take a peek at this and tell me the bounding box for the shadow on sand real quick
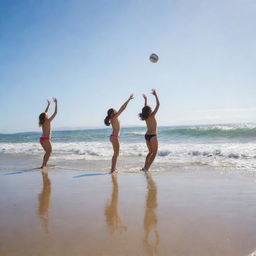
[3,167,39,175]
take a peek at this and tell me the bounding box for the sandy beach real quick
[1,0,256,254]
[1,155,256,256]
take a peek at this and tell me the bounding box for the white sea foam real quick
[193,124,256,130]
[0,142,256,169]
[126,131,145,135]
[248,250,256,256]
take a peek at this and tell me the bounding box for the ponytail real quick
[104,116,110,126]
[104,108,115,126]
[139,106,152,121]
[139,113,145,120]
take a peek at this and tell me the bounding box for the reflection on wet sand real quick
[38,171,51,234]
[104,174,127,234]
[144,173,159,256]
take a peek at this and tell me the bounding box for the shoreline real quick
[1,151,255,173]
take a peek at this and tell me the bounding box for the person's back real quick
[145,114,157,135]
[41,119,51,138]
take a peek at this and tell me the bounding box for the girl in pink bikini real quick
[104,94,134,173]
[39,98,58,169]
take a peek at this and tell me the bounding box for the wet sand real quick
[0,165,256,256]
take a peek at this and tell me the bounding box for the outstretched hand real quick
[53,97,58,103]
[129,94,134,100]
[142,94,147,99]
[151,89,157,96]
[47,99,51,105]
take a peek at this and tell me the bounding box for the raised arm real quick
[115,94,134,118]
[44,100,50,113]
[152,89,160,115]
[49,98,58,121]
[142,94,147,106]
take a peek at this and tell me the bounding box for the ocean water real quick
[0,124,256,169]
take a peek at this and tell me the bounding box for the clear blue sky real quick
[0,0,256,133]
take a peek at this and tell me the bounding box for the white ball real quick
[149,53,159,63]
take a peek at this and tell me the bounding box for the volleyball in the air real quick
[149,53,159,63]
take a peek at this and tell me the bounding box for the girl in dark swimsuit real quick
[139,89,160,171]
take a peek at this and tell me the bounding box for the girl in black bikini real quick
[139,89,160,171]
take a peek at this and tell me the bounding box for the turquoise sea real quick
[1,124,256,169]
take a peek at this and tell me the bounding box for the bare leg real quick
[111,138,120,173]
[143,140,153,171]
[145,137,158,171]
[40,140,52,168]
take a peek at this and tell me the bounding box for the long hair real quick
[104,108,115,126]
[39,113,46,127]
[139,106,152,120]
